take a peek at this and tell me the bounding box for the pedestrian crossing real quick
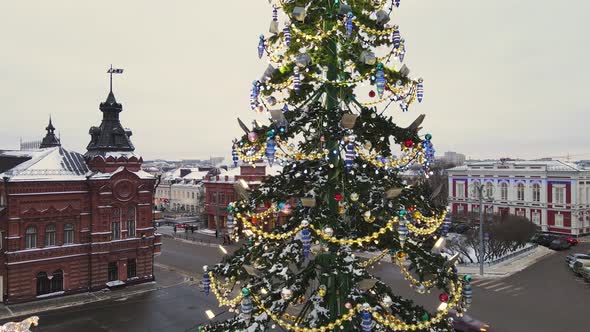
[469,278,527,296]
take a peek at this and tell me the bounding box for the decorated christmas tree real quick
[201,1,472,331]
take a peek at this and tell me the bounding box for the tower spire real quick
[40,115,61,148]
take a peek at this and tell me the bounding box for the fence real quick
[459,244,538,267]
[161,231,236,247]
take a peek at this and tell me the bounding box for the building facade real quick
[0,89,161,303]
[154,168,208,215]
[448,160,590,236]
[203,163,282,233]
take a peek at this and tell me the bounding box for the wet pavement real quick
[4,237,588,332]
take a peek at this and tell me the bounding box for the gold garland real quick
[209,272,243,308]
[237,213,304,240]
[290,20,343,42]
[309,219,395,246]
[372,282,463,330]
[355,144,425,169]
[353,18,397,36]
[254,293,357,332]
[234,142,267,163]
[358,249,389,268]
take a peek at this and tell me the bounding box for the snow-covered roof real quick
[0,147,89,182]
[89,166,155,180]
[182,170,209,180]
[448,160,584,173]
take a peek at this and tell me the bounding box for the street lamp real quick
[472,182,494,276]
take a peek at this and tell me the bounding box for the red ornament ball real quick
[439,293,449,302]
[404,140,413,148]
[369,90,376,98]
[334,193,343,201]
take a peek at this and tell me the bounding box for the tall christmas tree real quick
[202,1,472,331]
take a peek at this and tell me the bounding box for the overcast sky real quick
[1,0,588,161]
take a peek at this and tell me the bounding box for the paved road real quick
[466,242,590,332]
[17,238,590,332]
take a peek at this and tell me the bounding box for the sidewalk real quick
[457,245,554,278]
[158,225,240,248]
[0,265,186,322]
[355,245,555,279]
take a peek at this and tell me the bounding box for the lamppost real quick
[473,183,493,276]
[214,191,221,238]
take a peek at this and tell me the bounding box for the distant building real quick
[442,151,466,166]
[154,168,209,215]
[0,87,161,303]
[203,163,283,233]
[448,160,590,236]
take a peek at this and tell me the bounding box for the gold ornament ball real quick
[413,211,422,219]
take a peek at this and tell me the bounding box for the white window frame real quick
[532,183,541,202]
[456,182,466,198]
[517,183,525,201]
[553,185,566,205]
[64,223,74,244]
[45,225,56,247]
[485,182,493,198]
[501,183,508,200]
[25,226,37,249]
[532,211,541,225]
[555,213,564,227]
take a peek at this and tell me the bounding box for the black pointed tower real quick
[85,86,141,172]
[39,116,61,148]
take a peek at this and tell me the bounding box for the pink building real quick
[448,160,590,236]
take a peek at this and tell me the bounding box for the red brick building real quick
[0,89,161,303]
[203,163,283,233]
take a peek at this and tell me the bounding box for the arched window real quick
[126,207,136,238]
[501,183,508,200]
[36,272,49,295]
[533,183,541,202]
[50,270,64,293]
[471,181,480,198]
[45,225,56,247]
[112,208,121,240]
[64,223,74,244]
[25,226,37,249]
[517,183,525,201]
[485,182,493,198]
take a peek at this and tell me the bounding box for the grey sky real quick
[1,0,588,161]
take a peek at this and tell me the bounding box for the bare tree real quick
[447,212,539,263]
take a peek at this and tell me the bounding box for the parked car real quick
[450,223,471,234]
[565,236,579,246]
[566,253,590,267]
[548,238,571,250]
[533,234,557,247]
[448,309,492,332]
[572,260,590,275]
[580,266,590,282]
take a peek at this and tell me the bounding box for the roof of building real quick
[89,166,154,180]
[0,147,89,182]
[448,160,584,172]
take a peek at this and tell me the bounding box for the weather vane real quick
[107,64,124,92]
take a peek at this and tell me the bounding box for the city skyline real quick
[0,0,589,161]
